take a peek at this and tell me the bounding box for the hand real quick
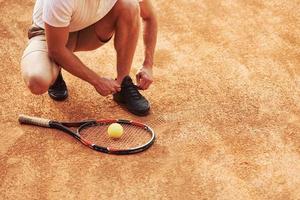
[136,66,153,90]
[94,77,121,96]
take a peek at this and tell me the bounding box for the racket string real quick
[79,123,152,149]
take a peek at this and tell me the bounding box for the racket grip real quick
[18,114,51,127]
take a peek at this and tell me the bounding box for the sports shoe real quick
[113,76,150,116]
[48,71,68,101]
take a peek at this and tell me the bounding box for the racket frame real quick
[19,115,155,155]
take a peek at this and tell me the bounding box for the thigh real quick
[21,35,59,85]
[73,24,105,52]
[74,7,117,52]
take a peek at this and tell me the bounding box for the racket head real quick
[77,119,155,155]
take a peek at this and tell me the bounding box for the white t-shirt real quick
[33,0,118,32]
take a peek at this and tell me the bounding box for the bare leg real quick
[22,0,140,95]
[112,0,140,84]
[74,0,140,84]
[20,0,140,96]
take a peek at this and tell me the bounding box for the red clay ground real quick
[1,0,300,199]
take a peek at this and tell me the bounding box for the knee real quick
[116,0,140,22]
[24,73,51,95]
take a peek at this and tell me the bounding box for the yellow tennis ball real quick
[107,123,124,139]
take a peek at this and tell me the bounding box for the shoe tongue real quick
[121,76,134,87]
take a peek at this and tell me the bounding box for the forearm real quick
[142,17,157,68]
[49,48,100,86]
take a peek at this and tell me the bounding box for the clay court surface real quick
[1,0,300,199]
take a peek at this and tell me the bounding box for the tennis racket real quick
[18,114,155,155]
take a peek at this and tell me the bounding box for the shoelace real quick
[124,84,141,100]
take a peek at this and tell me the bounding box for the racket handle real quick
[18,114,51,128]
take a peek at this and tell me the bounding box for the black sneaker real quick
[48,71,68,101]
[113,76,150,116]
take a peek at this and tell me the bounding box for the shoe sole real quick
[129,107,150,116]
[113,98,150,116]
[48,92,68,101]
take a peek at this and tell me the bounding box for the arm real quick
[45,24,120,96]
[140,0,157,68]
[136,0,158,90]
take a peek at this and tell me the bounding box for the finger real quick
[107,89,113,95]
[110,87,117,94]
[113,83,121,92]
[97,89,107,96]
[112,80,120,86]
[139,78,147,90]
[145,78,153,89]
[115,86,121,92]
[143,81,151,90]
[144,81,152,90]
[108,81,119,93]
[101,91,109,96]
[113,82,121,88]
[113,86,121,93]
[136,73,142,85]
